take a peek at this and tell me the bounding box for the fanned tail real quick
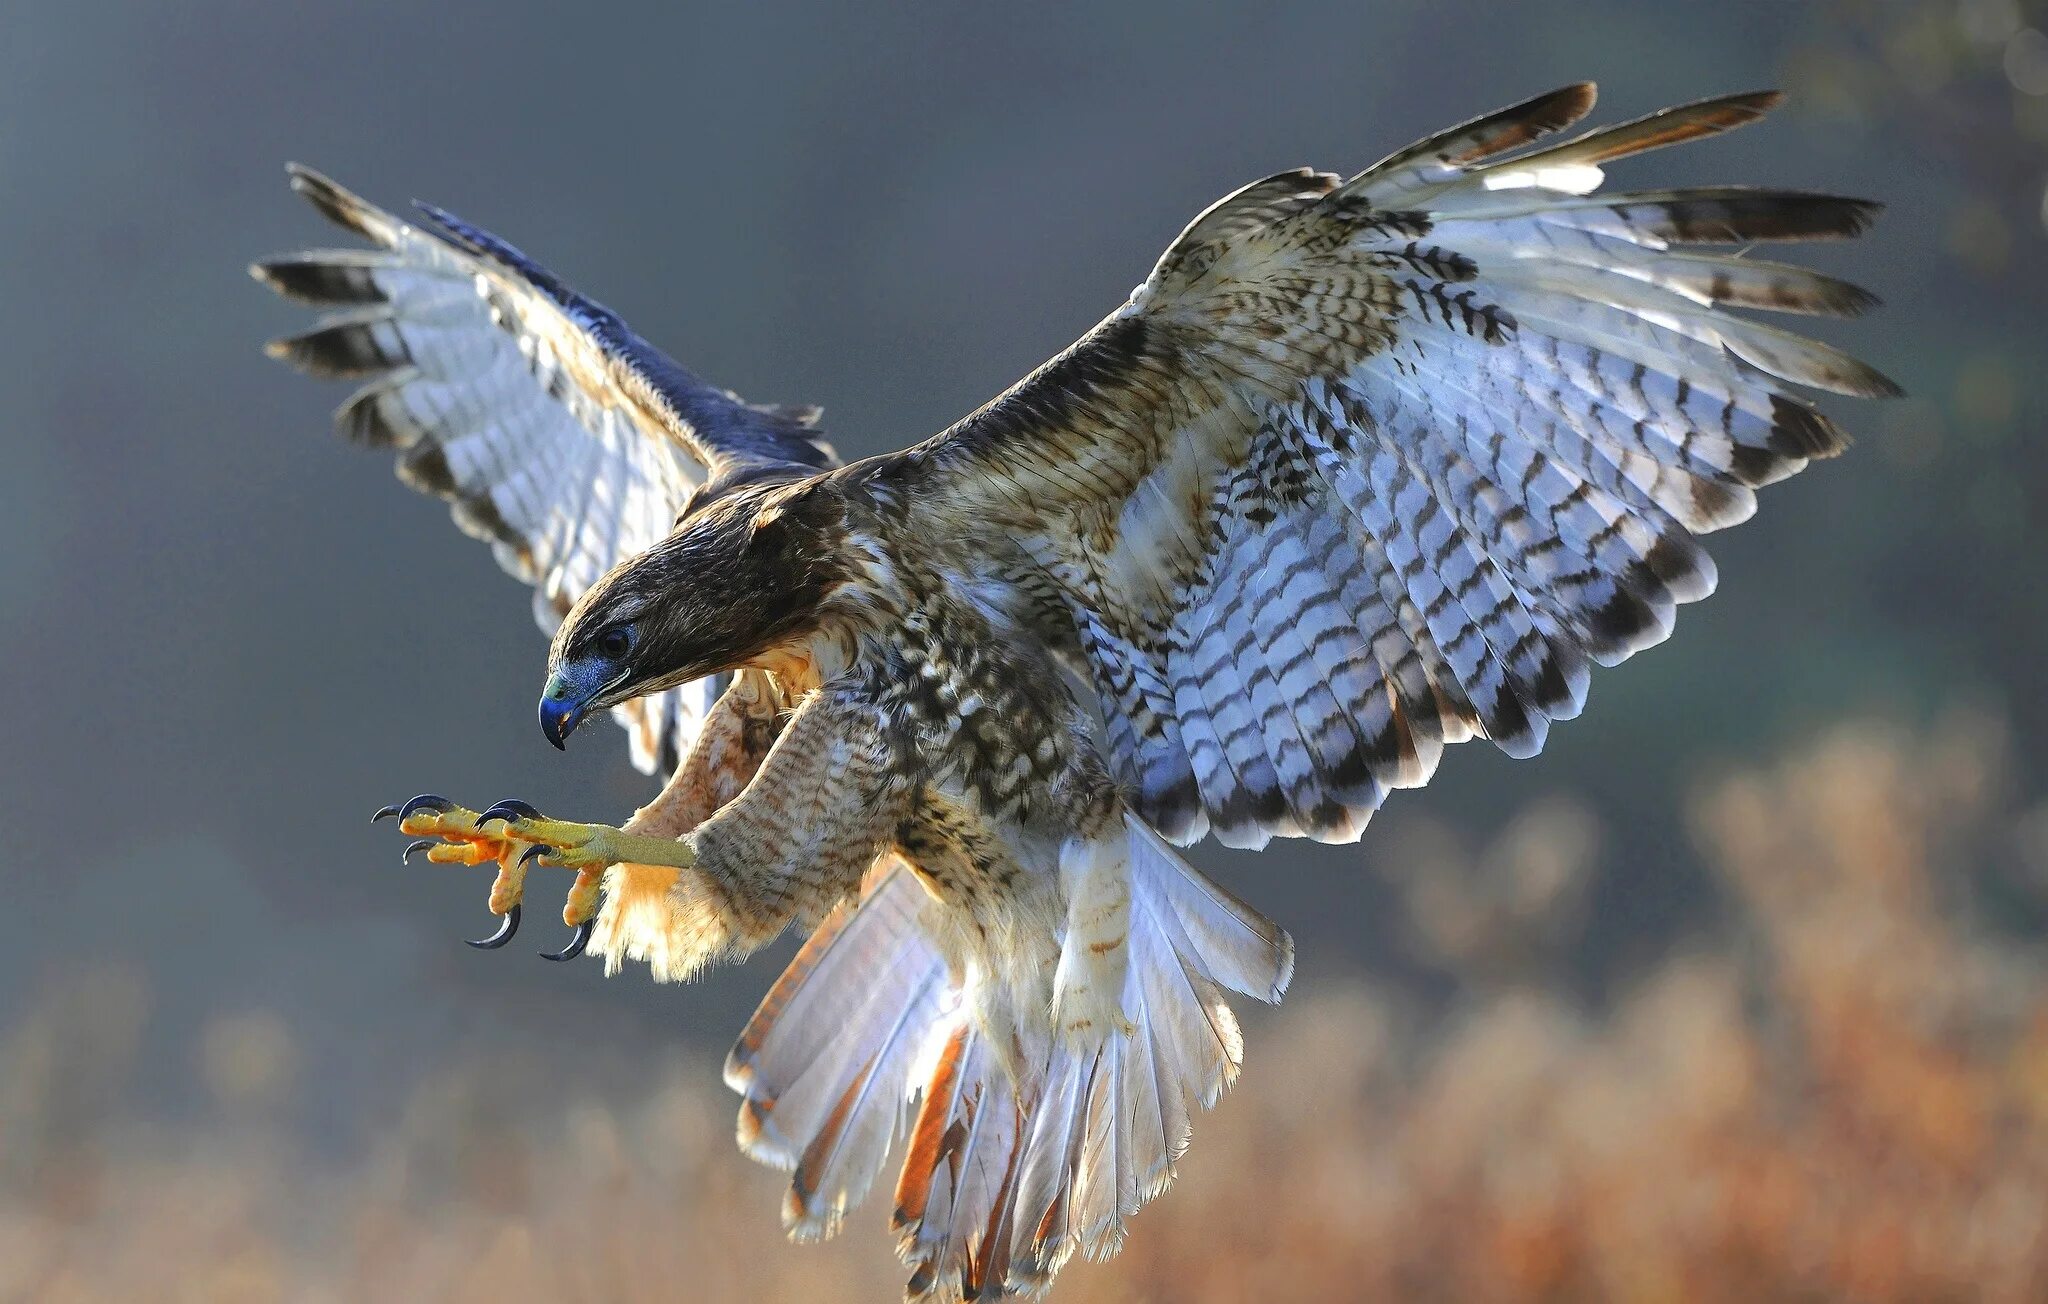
[888,815,1291,1300]
[724,857,953,1242]
[724,817,1288,1301]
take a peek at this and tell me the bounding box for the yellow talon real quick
[397,803,483,839]
[489,849,530,916]
[386,799,540,927]
[379,796,694,957]
[425,840,497,865]
[564,869,603,927]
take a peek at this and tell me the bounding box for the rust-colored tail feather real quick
[727,819,1290,1300]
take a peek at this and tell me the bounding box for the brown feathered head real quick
[538,476,847,747]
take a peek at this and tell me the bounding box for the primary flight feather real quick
[256,83,1893,1300]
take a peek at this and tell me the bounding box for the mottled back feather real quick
[874,86,1895,850]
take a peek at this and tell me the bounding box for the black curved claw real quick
[475,798,543,831]
[465,902,521,950]
[540,917,595,962]
[519,843,551,870]
[379,793,454,824]
[401,838,437,865]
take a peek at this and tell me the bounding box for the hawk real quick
[256,84,1893,1300]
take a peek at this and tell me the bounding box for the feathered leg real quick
[379,671,907,976]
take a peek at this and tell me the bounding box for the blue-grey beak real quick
[539,662,623,750]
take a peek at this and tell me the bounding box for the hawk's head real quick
[538,476,849,748]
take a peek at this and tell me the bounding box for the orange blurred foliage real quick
[3,712,2044,1302]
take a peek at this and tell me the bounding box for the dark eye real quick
[598,626,633,658]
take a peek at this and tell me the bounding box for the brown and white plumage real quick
[259,84,1893,1301]
[254,170,834,775]
[873,84,1893,855]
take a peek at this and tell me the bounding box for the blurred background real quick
[2,0,2045,1298]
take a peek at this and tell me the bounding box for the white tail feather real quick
[725,818,1291,1300]
[725,860,951,1240]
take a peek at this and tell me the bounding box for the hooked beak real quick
[538,664,627,749]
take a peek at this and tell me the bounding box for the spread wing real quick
[255,167,836,776]
[875,85,1897,849]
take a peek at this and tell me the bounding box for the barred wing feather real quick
[882,84,1897,850]
[255,167,835,776]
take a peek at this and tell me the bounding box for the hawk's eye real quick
[598,626,633,659]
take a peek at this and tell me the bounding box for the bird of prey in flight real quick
[256,84,1893,1301]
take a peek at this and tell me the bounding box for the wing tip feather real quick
[1451,80,1600,163]
[1569,87,1784,165]
[1619,190,1885,244]
[283,163,397,245]
[250,252,392,307]
[1353,82,1598,189]
[1826,281,1882,318]
[1833,195,1886,238]
[262,313,406,380]
[1767,395,1857,459]
[1530,81,1601,133]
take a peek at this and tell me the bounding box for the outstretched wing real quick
[875,85,1897,849]
[255,168,836,776]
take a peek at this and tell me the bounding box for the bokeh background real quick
[3,1,2046,1299]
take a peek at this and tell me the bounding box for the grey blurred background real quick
[2,1,2044,1298]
